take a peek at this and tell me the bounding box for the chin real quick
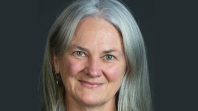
[77,93,103,106]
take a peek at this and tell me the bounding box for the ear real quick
[53,56,60,74]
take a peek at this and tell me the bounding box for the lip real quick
[79,80,103,88]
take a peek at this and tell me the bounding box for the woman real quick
[39,0,152,111]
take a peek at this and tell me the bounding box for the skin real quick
[53,17,126,111]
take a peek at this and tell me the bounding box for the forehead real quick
[69,17,123,51]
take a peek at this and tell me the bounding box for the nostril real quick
[84,65,102,77]
[83,59,103,77]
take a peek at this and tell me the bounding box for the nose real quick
[84,58,103,77]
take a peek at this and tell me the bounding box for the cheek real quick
[104,64,125,81]
[62,57,84,77]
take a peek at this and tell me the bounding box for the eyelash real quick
[73,51,115,61]
[104,55,114,60]
[74,51,85,57]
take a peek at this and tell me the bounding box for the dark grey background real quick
[2,0,197,111]
[38,0,155,110]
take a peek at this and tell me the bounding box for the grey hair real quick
[40,0,152,111]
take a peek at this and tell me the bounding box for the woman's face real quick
[54,17,126,107]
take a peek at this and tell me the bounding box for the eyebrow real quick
[103,49,117,54]
[69,44,120,54]
[76,45,89,51]
[69,45,89,51]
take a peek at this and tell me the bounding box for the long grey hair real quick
[39,0,152,111]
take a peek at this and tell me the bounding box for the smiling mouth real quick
[79,80,103,88]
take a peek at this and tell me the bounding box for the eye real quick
[105,55,114,60]
[75,51,85,56]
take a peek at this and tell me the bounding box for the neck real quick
[65,95,117,111]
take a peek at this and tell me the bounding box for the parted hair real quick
[39,0,152,111]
